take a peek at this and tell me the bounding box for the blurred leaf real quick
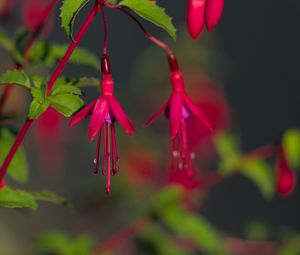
[120,0,176,40]
[214,132,241,174]
[0,28,14,52]
[31,190,72,208]
[36,231,95,255]
[0,70,31,89]
[0,128,28,184]
[28,99,50,119]
[140,224,193,255]
[0,186,37,210]
[279,235,300,255]
[243,220,270,241]
[152,187,225,255]
[241,159,275,199]
[282,129,300,169]
[60,0,89,39]
[29,42,100,71]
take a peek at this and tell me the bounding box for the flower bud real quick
[205,0,224,32]
[186,0,206,40]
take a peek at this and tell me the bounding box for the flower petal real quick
[170,92,183,138]
[88,97,109,141]
[109,96,135,136]
[69,100,96,127]
[144,99,170,127]
[183,92,213,131]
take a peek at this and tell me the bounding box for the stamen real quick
[106,123,111,194]
[181,120,193,177]
[102,123,108,176]
[93,129,102,174]
[111,124,120,175]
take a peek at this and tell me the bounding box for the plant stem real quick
[118,7,173,56]
[0,3,101,183]
[0,119,33,181]
[99,4,108,55]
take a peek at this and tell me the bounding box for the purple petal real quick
[69,100,96,127]
[109,96,135,136]
[88,97,109,141]
[170,92,183,138]
[183,92,213,131]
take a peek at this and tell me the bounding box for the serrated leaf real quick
[282,129,300,169]
[0,186,37,210]
[0,129,28,184]
[31,190,72,208]
[29,42,100,71]
[0,70,31,89]
[241,159,275,199]
[120,0,176,40]
[28,99,50,119]
[60,0,89,39]
[48,94,84,117]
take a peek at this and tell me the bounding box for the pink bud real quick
[186,0,206,40]
[276,149,297,197]
[205,0,224,32]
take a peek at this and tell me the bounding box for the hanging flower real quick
[70,55,135,193]
[146,56,212,177]
[276,147,297,197]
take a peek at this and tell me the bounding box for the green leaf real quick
[279,235,300,255]
[0,28,14,52]
[28,99,50,119]
[0,186,37,210]
[29,42,100,71]
[60,0,89,39]
[243,220,270,241]
[240,159,275,199]
[214,132,242,174]
[0,129,28,184]
[120,0,176,40]
[282,129,300,169]
[36,231,96,255]
[0,70,31,89]
[31,190,72,208]
[48,94,84,117]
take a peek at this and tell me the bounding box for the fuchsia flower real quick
[70,55,135,193]
[276,147,297,197]
[145,55,212,177]
[186,0,224,39]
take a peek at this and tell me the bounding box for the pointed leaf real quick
[0,70,31,89]
[0,186,37,210]
[282,129,300,169]
[28,99,50,120]
[120,0,176,40]
[48,94,84,117]
[60,0,89,39]
[31,190,72,208]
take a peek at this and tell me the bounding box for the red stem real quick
[0,3,100,183]
[0,119,33,181]
[118,7,173,56]
[99,5,108,55]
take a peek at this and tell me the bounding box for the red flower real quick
[186,0,224,39]
[276,148,297,197]
[70,62,135,193]
[145,69,212,177]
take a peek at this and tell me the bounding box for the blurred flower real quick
[146,70,212,177]
[70,73,135,193]
[21,0,53,34]
[33,107,65,178]
[276,147,297,197]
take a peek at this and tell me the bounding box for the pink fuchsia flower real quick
[276,147,297,197]
[70,55,135,193]
[205,0,224,32]
[145,56,212,177]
